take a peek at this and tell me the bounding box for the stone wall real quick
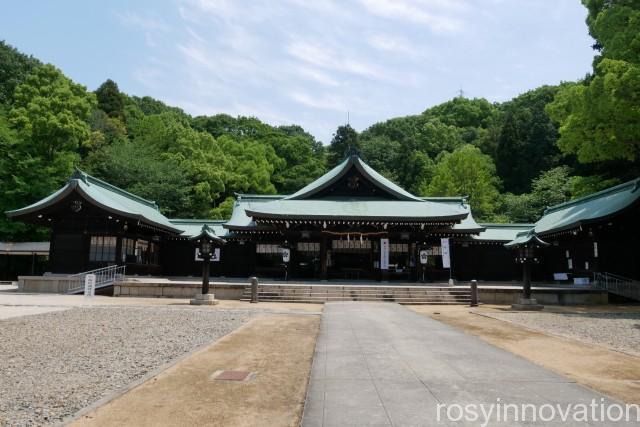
[478,287,608,305]
[114,280,245,299]
[18,275,72,293]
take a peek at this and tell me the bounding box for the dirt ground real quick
[409,304,640,404]
[71,314,320,427]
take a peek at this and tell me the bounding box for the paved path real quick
[302,302,634,426]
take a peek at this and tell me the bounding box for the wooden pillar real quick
[320,236,328,280]
[522,260,532,300]
[591,230,599,274]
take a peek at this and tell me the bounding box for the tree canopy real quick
[424,145,502,220]
[327,124,359,168]
[547,1,640,168]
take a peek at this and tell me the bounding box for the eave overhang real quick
[6,174,183,235]
[245,210,467,223]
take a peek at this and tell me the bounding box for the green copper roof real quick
[474,223,534,242]
[286,154,423,201]
[504,230,550,248]
[7,169,183,234]
[244,199,468,221]
[224,195,286,230]
[534,178,640,236]
[421,198,484,233]
[169,219,228,238]
[187,223,226,244]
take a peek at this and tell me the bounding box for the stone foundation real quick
[16,275,610,305]
[478,287,608,305]
[113,280,245,299]
[18,275,73,293]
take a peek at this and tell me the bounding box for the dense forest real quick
[1,0,638,241]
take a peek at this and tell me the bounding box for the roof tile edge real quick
[74,168,161,211]
[543,177,640,215]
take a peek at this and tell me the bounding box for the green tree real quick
[1,64,95,240]
[83,140,193,217]
[327,124,359,168]
[9,64,96,160]
[127,112,229,216]
[568,174,620,198]
[495,86,561,193]
[0,111,41,239]
[210,196,236,219]
[423,145,502,220]
[583,0,640,66]
[218,136,279,195]
[0,41,41,104]
[88,109,127,149]
[547,1,640,166]
[360,134,401,183]
[423,96,499,145]
[503,167,573,222]
[95,79,125,118]
[547,61,640,163]
[269,125,326,193]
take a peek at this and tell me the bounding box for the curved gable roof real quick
[285,154,423,201]
[6,170,183,234]
[534,178,640,236]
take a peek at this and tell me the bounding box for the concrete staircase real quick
[240,284,471,305]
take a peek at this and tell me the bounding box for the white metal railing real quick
[593,272,640,302]
[65,265,126,294]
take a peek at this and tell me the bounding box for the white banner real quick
[441,238,451,269]
[419,250,428,265]
[380,238,389,270]
[195,247,220,262]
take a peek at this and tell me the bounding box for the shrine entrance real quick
[327,238,375,280]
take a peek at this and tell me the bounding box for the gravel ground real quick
[488,311,640,356]
[0,306,254,427]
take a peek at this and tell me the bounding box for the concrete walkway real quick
[302,302,634,426]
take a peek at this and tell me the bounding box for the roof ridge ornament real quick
[70,168,88,185]
[344,145,360,158]
[190,223,226,244]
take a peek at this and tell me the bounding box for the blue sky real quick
[2,0,594,142]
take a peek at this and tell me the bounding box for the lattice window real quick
[89,236,117,262]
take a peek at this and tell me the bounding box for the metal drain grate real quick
[210,370,255,382]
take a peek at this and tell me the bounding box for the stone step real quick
[239,284,471,304]
[239,298,469,305]
[243,291,470,296]
[240,287,470,293]
[240,291,470,296]
[240,286,465,291]
[241,293,470,298]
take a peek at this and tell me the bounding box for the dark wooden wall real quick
[451,244,521,282]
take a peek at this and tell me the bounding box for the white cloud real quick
[117,12,172,32]
[115,0,594,143]
[295,66,340,86]
[357,0,464,32]
[289,91,349,111]
[367,33,417,56]
[117,12,173,48]
[287,41,390,81]
[177,42,217,71]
